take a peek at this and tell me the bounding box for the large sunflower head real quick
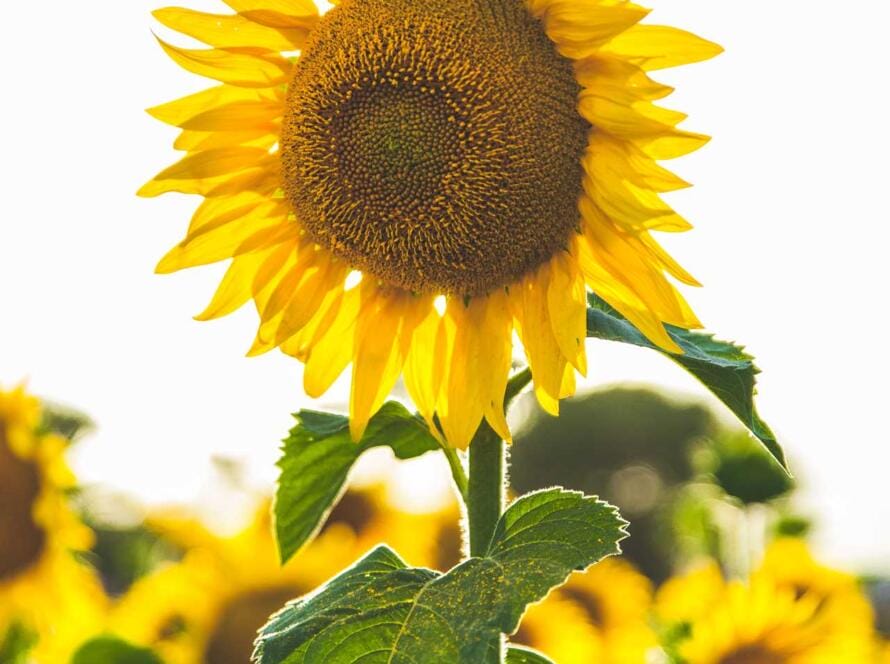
[142,0,721,447]
[0,385,106,662]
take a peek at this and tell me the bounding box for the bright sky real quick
[2,0,888,570]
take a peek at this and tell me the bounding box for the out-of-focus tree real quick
[511,386,803,582]
[511,387,713,582]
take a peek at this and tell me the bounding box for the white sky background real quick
[1,0,889,569]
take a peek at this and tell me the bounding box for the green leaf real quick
[256,489,625,663]
[275,402,440,563]
[71,637,163,664]
[507,646,555,664]
[586,293,787,471]
[486,488,627,631]
[38,401,94,443]
[0,622,37,664]
[254,546,507,664]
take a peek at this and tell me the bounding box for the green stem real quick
[460,368,532,663]
[464,366,533,557]
[467,423,505,557]
[505,367,533,406]
[442,445,468,503]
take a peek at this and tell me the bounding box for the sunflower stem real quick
[505,367,533,406]
[465,366,533,557]
[466,422,506,662]
[442,444,469,503]
[460,367,531,662]
[467,423,505,557]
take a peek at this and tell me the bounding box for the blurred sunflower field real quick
[3,383,888,663]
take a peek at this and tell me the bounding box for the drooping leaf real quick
[586,293,787,470]
[486,488,627,631]
[71,637,163,664]
[506,645,556,664]
[256,489,625,663]
[275,401,440,562]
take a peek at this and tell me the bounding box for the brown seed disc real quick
[281,0,589,295]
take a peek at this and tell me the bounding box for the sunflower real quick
[513,557,657,663]
[753,538,877,637]
[112,487,454,663]
[142,0,720,447]
[655,543,878,664]
[0,385,107,662]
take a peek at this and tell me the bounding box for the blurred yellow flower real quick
[754,537,877,638]
[656,539,877,663]
[0,385,107,663]
[513,557,657,663]
[111,487,458,663]
[142,0,720,448]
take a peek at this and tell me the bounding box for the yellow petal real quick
[580,263,677,352]
[574,55,673,105]
[560,360,577,399]
[176,101,282,132]
[147,85,279,127]
[349,290,424,441]
[603,25,723,71]
[185,197,288,249]
[547,250,588,376]
[246,243,299,357]
[205,164,281,197]
[580,92,705,143]
[138,159,277,198]
[280,286,345,362]
[252,239,299,301]
[140,147,270,192]
[439,293,513,446]
[258,261,306,329]
[257,252,346,348]
[477,291,514,442]
[581,197,696,329]
[577,229,682,353]
[156,207,293,273]
[639,233,701,287]
[222,0,318,29]
[638,131,711,161]
[513,267,566,416]
[586,131,690,194]
[153,7,310,51]
[535,1,649,59]
[579,92,711,162]
[194,249,275,321]
[174,128,278,152]
[183,192,280,242]
[403,304,446,432]
[278,262,347,346]
[582,151,690,234]
[303,285,360,398]
[439,300,484,449]
[155,37,290,87]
